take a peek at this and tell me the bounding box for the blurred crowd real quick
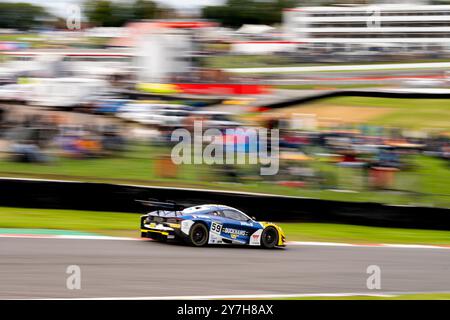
[273,124,449,190]
[0,100,449,196]
[0,109,126,162]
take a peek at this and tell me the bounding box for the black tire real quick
[189,223,209,247]
[261,227,278,249]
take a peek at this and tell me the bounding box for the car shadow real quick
[141,238,286,250]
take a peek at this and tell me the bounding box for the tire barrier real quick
[1,178,449,230]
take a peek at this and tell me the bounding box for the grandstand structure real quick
[283,4,450,50]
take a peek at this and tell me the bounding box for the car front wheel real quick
[261,227,278,248]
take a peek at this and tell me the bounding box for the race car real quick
[139,201,286,248]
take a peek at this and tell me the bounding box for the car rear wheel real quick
[189,223,209,247]
[261,227,278,249]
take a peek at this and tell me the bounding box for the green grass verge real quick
[0,33,41,41]
[278,222,450,245]
[202,55,307,69]
[296,96,450,130]
[0,207,138,237]
[202,55,450,70]
[1,206,450,245]
[275,84,390,90]
[241,67,450,75]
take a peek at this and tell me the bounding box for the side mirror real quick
[251,216,256,221]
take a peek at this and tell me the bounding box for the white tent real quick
[237,24,275,35]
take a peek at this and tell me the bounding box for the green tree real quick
[0,2,50,30]
[85,0,171,27]
[202,0,298,27]
[133,0,158,20]
[85,0,115,27]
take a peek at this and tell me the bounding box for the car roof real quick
[183,204,239,212]
[182,204,249,216]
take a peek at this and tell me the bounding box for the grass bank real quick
[288,96,450,129]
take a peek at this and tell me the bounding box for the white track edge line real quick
[1,233,450,249]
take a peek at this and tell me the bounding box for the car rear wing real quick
[136,199,186,212]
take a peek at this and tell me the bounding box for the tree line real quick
[0,2,50,30]
[84,0,176,27]
[0,0,300,30]
[202,0,298,27]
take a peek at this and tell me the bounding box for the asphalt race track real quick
[1,237,449,299]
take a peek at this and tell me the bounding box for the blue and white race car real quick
[140,201,286,248]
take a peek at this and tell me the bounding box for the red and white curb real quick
[1,233,450,250]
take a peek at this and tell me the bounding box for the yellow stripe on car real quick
[141,229,169,236]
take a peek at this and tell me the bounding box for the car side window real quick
[210,210,223,217]
[221,209,247,221]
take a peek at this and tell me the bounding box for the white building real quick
[283,4,450,50]
[134,28,193,82]
[231,40,298,54]
[1,50,132,78]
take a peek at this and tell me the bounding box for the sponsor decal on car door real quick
[220,219,249,244]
